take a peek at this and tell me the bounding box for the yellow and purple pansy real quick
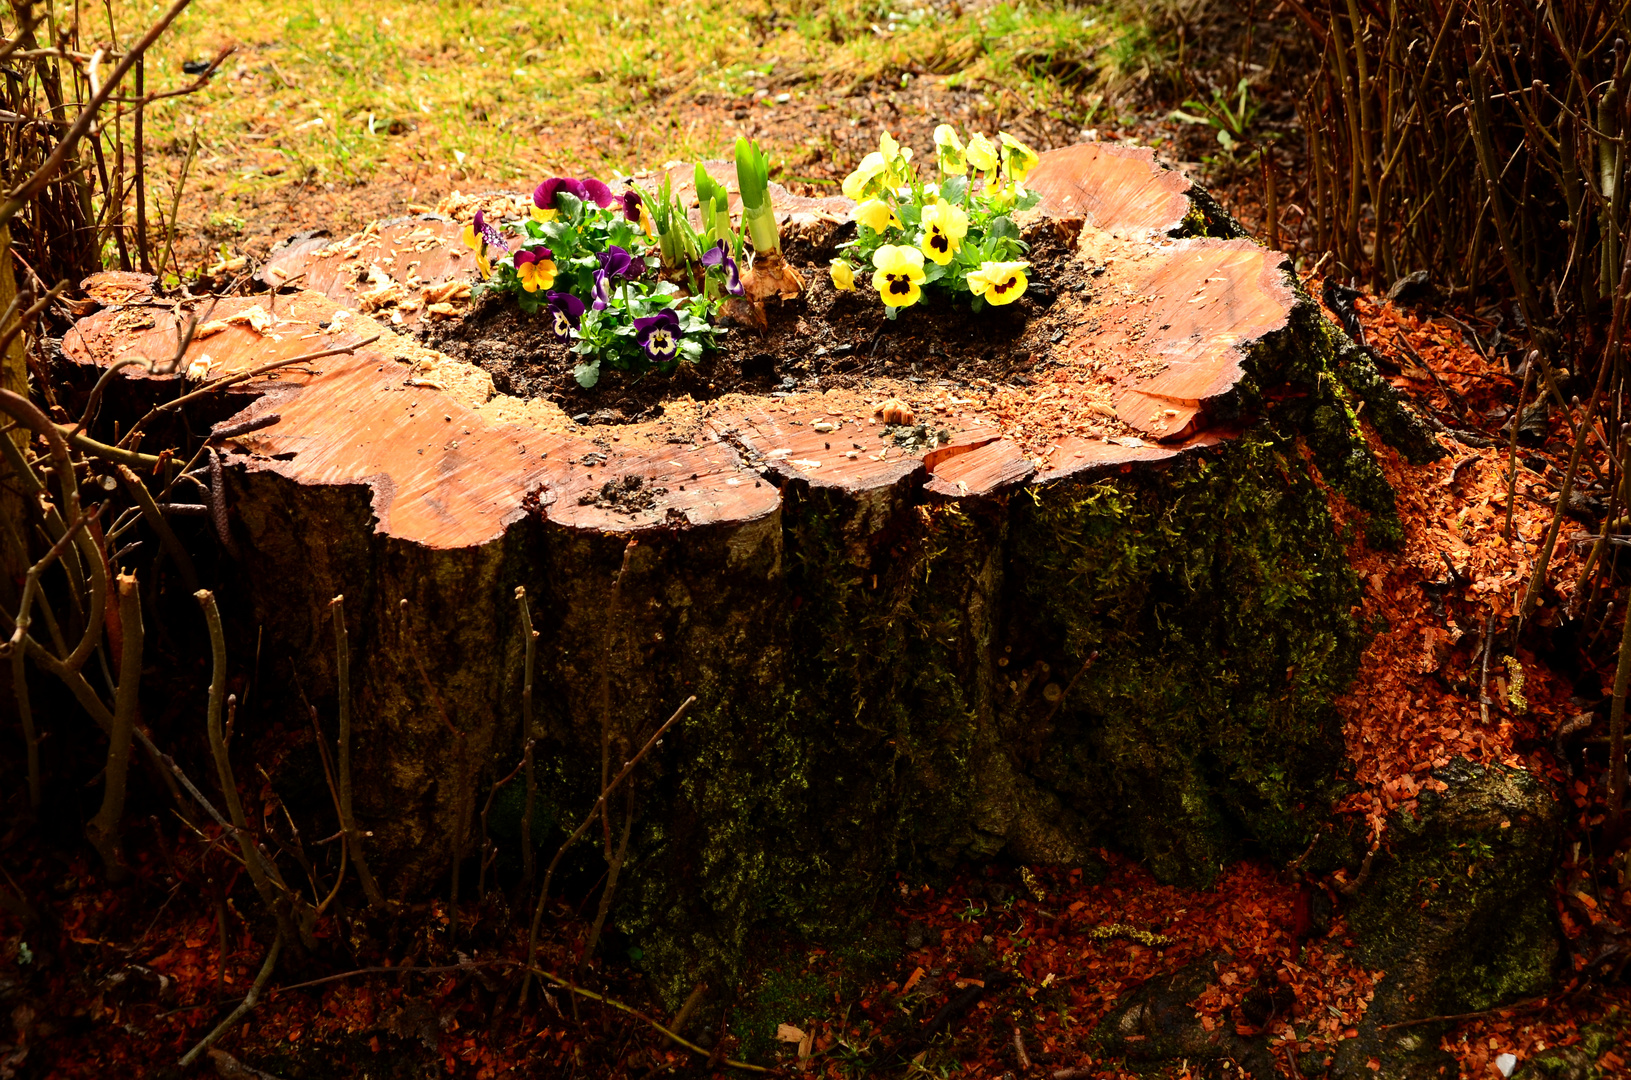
[967,260,1029,305]
[871,245,926,308]
[533,176,617,215]
[545,291,584,341]
[633,309,682,362]
[513,248,556,292]
[919,202,969,265]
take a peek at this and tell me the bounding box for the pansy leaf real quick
[896,203,922,228]
[540,221,576,248]
[1015,188,1041,211]
[987,216,1019,242]
[678,338,703,363]
[922,261,948,284]
[556,192,584,221]
[573,360,601,388]
[941,175,970,204]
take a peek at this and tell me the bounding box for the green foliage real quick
[1170,77,1263,151]
[470,179,742,385]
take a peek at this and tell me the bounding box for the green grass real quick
[113,0,1161,195]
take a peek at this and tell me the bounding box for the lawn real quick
[108,0,1157,270]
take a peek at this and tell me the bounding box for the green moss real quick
[1349,761,1562,1016]
[1010,429,1363,886]
[505,213,1407,1009]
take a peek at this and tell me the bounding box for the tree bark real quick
[58,143,1424,1004]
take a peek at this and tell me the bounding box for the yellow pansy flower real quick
[998,132,1039,183]
[966,132,999,174]
[933,124,967,176]
[842,151,889,201]
[530,206,559,223]
[871,245,926,308]
[919,201,969,265]
[967,260,1029,306]
[830,259,856,291]
[853,198,901,233]
[515,250,556,293]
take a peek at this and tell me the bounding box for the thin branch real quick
[177,936,282,1067]
[115,463,199,592]
[522,695,695,1005]
[517,586,538,887]
[197,589,303,949]
[117,333,380,449]
[330,595,384,908]
[87,571,142,881]
[0,0,197,227]
[521,964,772,1074]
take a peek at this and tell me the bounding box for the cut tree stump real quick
[59,143,1433,1004]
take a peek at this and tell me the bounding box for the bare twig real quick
[197,589,303,948]
[177,936,282,1067]
[118,332,380,450]
[521,694,695,1005]
[581,784,634,975]
[1503,354,1538,542]
[516,586,538,887]
[477,755,525,901]
[154,129,198,282]
[522,964,771,1074]
[1377,996,1545,1031]
[115,463,199,592]
[1478,608,1497,726]
[330,595,384,908]
[87,571,142,881]
[0,0,197,226]
[1013,1025,1032,1071]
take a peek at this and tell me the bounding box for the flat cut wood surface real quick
[64,142,1303,550]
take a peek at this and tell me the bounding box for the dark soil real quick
[422,218,1090,425]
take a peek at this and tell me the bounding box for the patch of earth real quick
[421,215,1142,458]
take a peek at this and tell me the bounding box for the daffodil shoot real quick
[830,127,1038,316]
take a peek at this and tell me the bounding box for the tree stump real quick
[60,143,1433,1002]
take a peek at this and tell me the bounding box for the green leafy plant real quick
[457,173,746,387]
[1170,77,1262,152]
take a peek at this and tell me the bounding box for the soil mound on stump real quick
[58,142,1435,1004]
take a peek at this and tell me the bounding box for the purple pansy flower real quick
[620,189,644,222]
[699,240,743,296]
[545,291,585,342]
[633,309,682,362]
[597,245,637,280]
[533,176,617,213]
[591,269,612,311]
